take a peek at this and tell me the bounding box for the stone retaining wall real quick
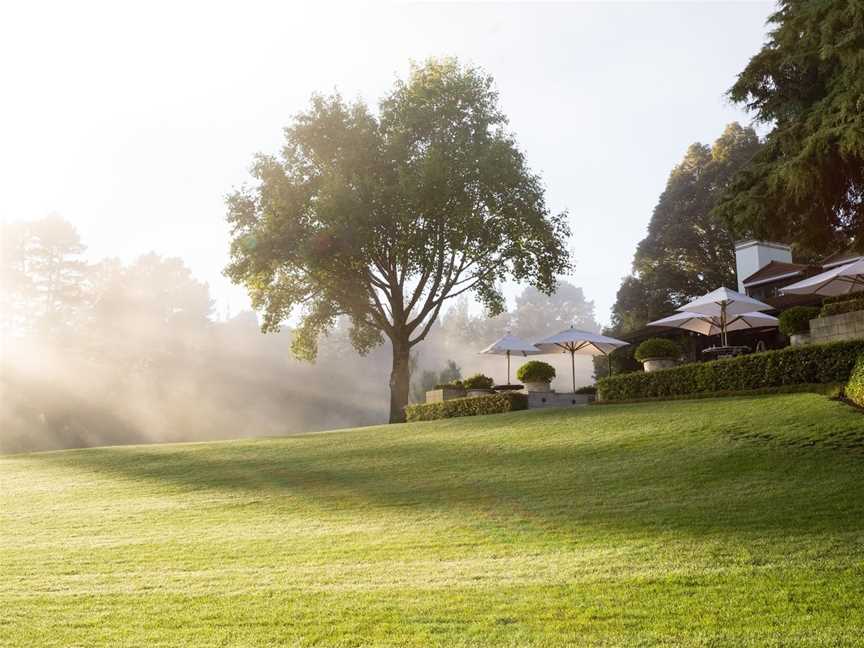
[527,392,593,409]
[810,310,864,344]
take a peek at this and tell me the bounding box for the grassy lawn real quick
[2,393,863,647]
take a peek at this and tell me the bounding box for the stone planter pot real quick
[642,357,677,373]
[789,333,811,346]
[524,381,551,393]
[467,388,493,398]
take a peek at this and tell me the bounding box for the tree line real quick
[0,215,596,453]
[605,0,862,364]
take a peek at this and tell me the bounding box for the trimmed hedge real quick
[820,297,864,318]
[591,382,843,405]
[596,340,864,402]
[847,354,864,408]
[405,392,528,422]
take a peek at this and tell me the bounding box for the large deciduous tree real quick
[610,123,761,333]
[225,59,570,422]
[714,0,864,256]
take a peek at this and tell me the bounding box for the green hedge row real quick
[405,392,528,422]
[591,382,843,405]
[821,297,864,318]
[847,354,864,408]
[596,340,864,401]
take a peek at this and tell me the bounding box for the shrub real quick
[574,385,597,395]
[433,382,464,390]
[462,373,494,389]
[779,306,820,336]
[820,297,864,318]
[596,340,864,401]
[516,360,556,384]
[405,392,528,422]
[634,338,681,363]
[847,353,864,408]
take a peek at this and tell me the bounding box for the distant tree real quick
[0,221,32,336]
[410,359,462,403]
[714,0,864,256]
[0,215,87,336]
[438,359,462,385]
[89,253,213,366]
[225,59,570,422]
[510,281,598,338]
[610,124,761,333]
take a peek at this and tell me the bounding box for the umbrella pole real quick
[608,352,612,377]
[507,351,511,385]
[571,349,576,393]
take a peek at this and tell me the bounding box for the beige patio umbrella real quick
[534,326,629,392]
[478,333,540,385]
[676,287,773,347]
[648,310,779,337]
[780,258,864,297]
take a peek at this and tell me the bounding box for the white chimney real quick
[734,240,793,292]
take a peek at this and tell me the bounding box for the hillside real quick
[2,394,863,647]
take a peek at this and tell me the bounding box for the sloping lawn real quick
[2,394,863,646]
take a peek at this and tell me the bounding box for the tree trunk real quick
[389,337,411,423]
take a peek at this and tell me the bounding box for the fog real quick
[1,215,598,454]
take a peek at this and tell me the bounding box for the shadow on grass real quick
[28,401,864,540]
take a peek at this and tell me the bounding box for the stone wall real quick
[810,310,864,345]
[527,392,593,409]
[425,388,466,403]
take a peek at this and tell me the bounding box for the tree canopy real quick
[714,0,864,256]
[610,123,761,333]
[225,59,570,422]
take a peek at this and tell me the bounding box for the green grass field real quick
[2,393,863,647]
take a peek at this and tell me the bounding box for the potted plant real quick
[634,338,680,372]
[516,360,556,392]
[462,373,494,397]
[779,306,820,346]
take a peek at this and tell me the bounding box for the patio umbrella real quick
[534,327,629,392]
[648,311,778,336]
[676,287,773,347]
[780,258,864,297]
[478,333,540,385]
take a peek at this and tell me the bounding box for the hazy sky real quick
[2,0,774,325]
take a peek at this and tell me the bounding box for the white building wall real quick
[734,240,793,292]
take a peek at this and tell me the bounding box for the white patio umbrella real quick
[648,311,778,336]
[478,333,540,385]
[780,257,864,297]
[677,287,773,347]
[534,326,629,392]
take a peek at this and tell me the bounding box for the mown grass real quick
[2,393,863,646]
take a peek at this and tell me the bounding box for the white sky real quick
[1,0,774,325]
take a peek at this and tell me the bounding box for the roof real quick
[761,292,823,311]
[741,260,810,287]
[821,246,863,269]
